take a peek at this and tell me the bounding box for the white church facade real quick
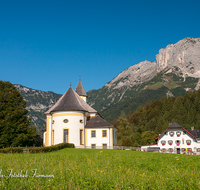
[43,81,117,148]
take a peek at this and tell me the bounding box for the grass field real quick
[0,148,200,189]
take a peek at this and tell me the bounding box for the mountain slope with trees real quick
[115,90,200,146]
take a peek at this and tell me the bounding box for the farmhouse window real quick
[162,148,166,153]
[169,148,173,153]
[161,140,166,146]
[91,130,96,138]
[175,140,180,146]
[186,140,191,145]
[168,140,173,145]
[176,131,181,137]
[170,132,174,137]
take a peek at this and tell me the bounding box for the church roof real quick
[45,87,97,114]
[75,80,87,97]
[85,115,115,128]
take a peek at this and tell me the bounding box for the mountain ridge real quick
[14,37,200,132]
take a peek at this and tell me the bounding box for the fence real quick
[75,146,140,151]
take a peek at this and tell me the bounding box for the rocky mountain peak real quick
[105,38,200,90]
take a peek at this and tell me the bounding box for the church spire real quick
[75,80,87,102]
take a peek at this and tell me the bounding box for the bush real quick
[27,143,75,153]
[0,147,23,153]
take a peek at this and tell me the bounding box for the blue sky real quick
[1,0,200,94]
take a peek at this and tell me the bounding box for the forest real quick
[114,90,200,147]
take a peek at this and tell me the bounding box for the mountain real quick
[14,85,62,133]
[14,37,200,132]
[87,38,200,121]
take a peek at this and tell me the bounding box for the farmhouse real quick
[43,80,117,148]
[140,122,200,154]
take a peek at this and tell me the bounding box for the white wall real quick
[86,128,111,147]
[51,111,86,147]
[158,129,200,151]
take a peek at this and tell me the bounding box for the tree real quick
[117,111,134,146]
[0,81,37,148]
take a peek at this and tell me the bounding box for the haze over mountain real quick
[15,37,200,132]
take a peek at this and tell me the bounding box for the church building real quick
[43,81,117,148]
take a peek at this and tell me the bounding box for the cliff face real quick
[156,38,200,77]
[105,38,200,90]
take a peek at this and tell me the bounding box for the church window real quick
[79,119,83,124]
[91,144,96,149]
[63,119,69,123]
[80,129,84,145]
[91,130,96,138]
[63,129,69,143]
[102,130,107,137]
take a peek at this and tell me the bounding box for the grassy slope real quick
[0,148,200,189]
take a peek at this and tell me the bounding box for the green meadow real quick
[0,149,200,189]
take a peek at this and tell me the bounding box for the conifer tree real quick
[0,81,36,148]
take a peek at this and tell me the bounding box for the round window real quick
[52,120,55,124]
[63,119,69,123]
[79,119,83,124]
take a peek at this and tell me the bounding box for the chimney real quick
[191,126,194,130]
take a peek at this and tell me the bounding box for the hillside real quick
[116,89,200,146]
[14,85,62,133]
[87,37,200,121]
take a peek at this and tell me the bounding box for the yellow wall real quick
[45,116,52,146]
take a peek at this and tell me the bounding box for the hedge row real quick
[0,147,23,153]
[27,143,75,153]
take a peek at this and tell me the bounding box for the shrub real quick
[27,143,75,153]
[0,147,23,153]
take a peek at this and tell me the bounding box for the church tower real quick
[75,80,87,102]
